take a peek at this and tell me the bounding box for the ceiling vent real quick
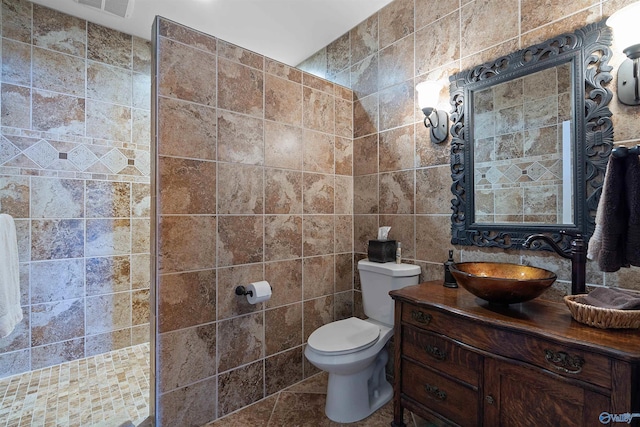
[74,0,134,18]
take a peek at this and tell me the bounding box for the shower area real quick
[0,0,151,425]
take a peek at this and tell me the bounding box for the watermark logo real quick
[600,412,640,424]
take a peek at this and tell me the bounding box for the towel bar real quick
[611,145,640,158]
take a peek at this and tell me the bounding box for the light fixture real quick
[416,81,449,143]
[607,2,640,105]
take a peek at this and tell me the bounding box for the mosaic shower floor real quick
[0,343,150,427]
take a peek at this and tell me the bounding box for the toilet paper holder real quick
[235,286,253,297]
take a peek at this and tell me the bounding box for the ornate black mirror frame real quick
[449,19,614,251]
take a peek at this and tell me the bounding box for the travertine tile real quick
[87,22,132,69]
[158,215,217,273]
[265,304,302,356]
[265,347,303,395]
[157,96,217,160]
[86,218,131,257]
[265,259,303,309]
[217,216,264,266]
[31,177,84,218]
[217,110,264,165]
[378,35,414,90]
[86,293,131,335]
[302,215,334,256]
[303,173,334,214]
[415,166,453,215]
[303,130,335,174]
[264,215,302,262]
[218,58,264,117]
[86,255,130,296]
[265,169,302,214]
[158,323,216,392]
[302,296,333,341]
[158,37,216,105]
[31,219,84,260]
[217,313,264,373]
[265,74,302,126]
[217,361,263,417]
[264,121,303,170]
[2,0,33,43]
[31,259,84,303]
[327,33,350,78]
[351,54,378,98]
[159,376,217,427]
[217,163,264,214]
[2,39,31,87]
[159,157,216,215]
[303,87,335,132]
[460,0,518,57]
[303,255,334,299]
[350,14,378,65]
[31,298,84,346]
[159,269,216,332]
[378,0,414,49]
[1,84,31,129]
[32,89,85,135]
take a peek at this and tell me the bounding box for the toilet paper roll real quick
[246,280,272,304]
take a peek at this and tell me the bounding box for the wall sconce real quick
[607,2,640,105]
[416,81,449,143]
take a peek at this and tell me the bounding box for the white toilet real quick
[304,260,421,423]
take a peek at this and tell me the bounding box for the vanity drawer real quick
[402,359,479,427]
[402,325,481,387]
[402,304,451,335]
[490,332,612,390]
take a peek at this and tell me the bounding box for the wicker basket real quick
[564,295,640,329]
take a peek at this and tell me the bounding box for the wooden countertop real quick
[391,281,640,361]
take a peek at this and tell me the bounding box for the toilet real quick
[304,260,421,423]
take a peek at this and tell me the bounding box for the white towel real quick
[0,214,22,338]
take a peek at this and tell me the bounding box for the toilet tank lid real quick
[358,260,421,277]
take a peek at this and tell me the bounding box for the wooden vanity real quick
[390,281,640,427]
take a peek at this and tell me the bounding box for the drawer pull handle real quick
[425,344,447,361]
[424,383,447,401]
[411,310,432,325]
[544,349,585,374]
[486,395,495,405]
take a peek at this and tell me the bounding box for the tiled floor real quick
[206,372,427,427]
[0,343,150,427]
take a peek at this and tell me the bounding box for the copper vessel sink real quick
[449,262,557,304]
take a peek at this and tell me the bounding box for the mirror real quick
[449,19,614,251]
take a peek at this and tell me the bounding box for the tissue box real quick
[368,240,397,263]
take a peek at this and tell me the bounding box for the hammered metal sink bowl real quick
[449,262,557,305]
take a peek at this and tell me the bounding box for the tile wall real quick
[298,0,640,298]
[153,18,353,425]
[0,0,151,378]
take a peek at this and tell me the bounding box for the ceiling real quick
[30,0,393,66]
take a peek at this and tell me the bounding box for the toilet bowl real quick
[304,260,421,423]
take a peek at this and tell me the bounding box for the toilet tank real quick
[357,260,421,326]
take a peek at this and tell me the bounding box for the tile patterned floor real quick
[0,343,150,427]
[206,372,428,427]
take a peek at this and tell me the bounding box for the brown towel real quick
[581,287,640,310]
[625,155,640,266]
[597,154,640,272]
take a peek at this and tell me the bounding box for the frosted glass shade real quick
[607,2,640,58]
[416,81,442,110]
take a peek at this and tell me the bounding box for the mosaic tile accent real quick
[0,343,150,427]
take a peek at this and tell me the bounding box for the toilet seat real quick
[307,317,380,356]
